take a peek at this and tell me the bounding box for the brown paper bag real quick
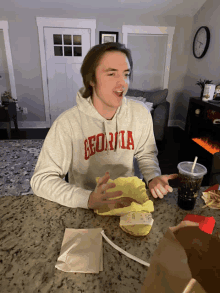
[141,222,220,293]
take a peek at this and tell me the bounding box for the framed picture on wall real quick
[99,31,119,44]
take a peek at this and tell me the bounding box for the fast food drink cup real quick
[177,162,207,210]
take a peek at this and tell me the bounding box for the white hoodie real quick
[30,87,161,209]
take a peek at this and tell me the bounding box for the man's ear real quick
[90,79,95,87]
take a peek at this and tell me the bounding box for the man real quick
[30,42,178,211]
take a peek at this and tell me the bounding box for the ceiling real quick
[3,0,207,18]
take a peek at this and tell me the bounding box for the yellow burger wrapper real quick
[94,176,154,216]
[94,176,154,236]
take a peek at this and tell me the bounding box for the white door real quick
[44,27,91,125]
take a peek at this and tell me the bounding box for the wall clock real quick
[193,26,210,59]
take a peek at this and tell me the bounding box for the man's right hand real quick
[88,171,139,210]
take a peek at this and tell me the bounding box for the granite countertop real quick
[0,187,220,293]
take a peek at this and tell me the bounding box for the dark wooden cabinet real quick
[185,97,220,141]
[184,97,220,186]
[0,102,19,139]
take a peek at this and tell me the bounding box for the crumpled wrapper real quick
[202,190,220,209]
[94,176,154,216]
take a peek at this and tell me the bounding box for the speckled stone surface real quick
[1,187,220,293]
[0,140,220,292]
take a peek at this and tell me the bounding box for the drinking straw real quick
[182,278,197,293]
[191,156,198,173]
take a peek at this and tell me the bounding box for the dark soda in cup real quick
[177,162,207,210]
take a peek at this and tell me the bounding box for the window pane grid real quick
[53,34,82,56]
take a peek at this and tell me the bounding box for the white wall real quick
[1,0,217,130]
[172,0,220,128]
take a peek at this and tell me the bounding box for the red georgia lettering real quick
[84,130,134,160]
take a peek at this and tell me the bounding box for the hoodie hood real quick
[76,87,128,155]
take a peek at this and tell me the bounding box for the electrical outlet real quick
[23,107,28,114]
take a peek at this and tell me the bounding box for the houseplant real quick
[1,91,17,105]
[0,90,22,112]
[196,79,213,99]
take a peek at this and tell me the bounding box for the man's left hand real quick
[148,174,179,199]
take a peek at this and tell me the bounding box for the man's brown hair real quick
[80,42,133,98]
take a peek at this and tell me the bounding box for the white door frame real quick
[122,25,175,89]
[36,17,96,127]
[0,21,17,101]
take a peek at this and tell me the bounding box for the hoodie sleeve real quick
[30,118,92,209]
[134,106,162,186]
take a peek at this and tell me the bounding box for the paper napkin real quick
[55,228,103,274]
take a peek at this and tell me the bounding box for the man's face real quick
[90,51,131,119]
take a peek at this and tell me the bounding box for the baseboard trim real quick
[0,120,50,129]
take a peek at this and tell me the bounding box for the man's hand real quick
[88,172,139,210]
[148,174,179,199]
[169,220,199,233]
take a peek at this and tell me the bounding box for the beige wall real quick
[172,0,220,128]
[1,0,217,128]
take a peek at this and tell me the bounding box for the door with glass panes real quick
[44,28,91,125]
